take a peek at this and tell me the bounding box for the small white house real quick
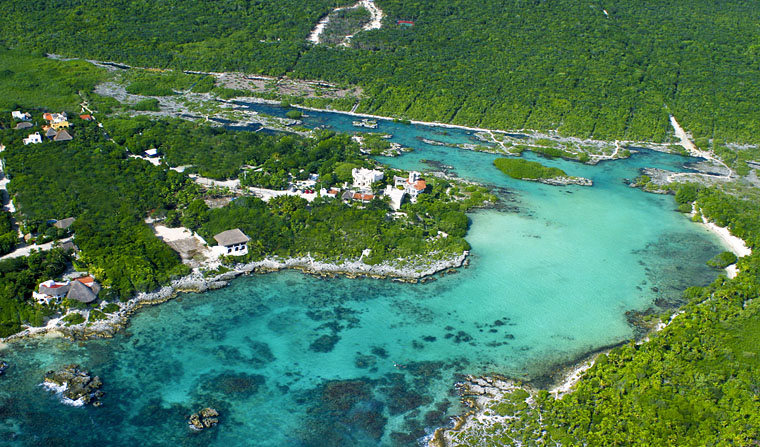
[394,171,426,203]
[145,148,159,158]
[23,132,42,145]
[384,186,406,211]
[213,229,250,257]
[33,279,70,305]
[12,111,31,121]
[352,168,384,190]
[320,187,339,198]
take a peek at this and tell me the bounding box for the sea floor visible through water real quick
[0,108,731,447]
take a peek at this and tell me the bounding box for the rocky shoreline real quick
[535,176,593,187]
[0,251,469,343]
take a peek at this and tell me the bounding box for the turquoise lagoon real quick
[0,108,730,446]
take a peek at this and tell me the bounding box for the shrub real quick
[131,98,160,111]
[707,251,738,269]
[63,313,85,326]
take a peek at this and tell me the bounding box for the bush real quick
[102,303,120,313]
[707,251,738,269]
[131,98,160,111]
[191,76,216,93]
[88,309,107,321]
[63,313,85,326]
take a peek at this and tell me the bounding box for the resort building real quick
[67,276,101,304]
[384,186,406,210]
[59,240,79,254]
[12,111,31,121]
[350,192,375,203]
[213,229,250,257]
[34,280,71,305]
[145,148,159,158]
[352,168,384,190]
[15,122,33,130]
[319,187,339,198]
[23,132,42,145]
[394,171,426,203]
[51,120,70,131]
[54,217,75,230]
[53,129,73,142]
[34,276,101,305]
[341,189,376,204]
[44,112,67,123]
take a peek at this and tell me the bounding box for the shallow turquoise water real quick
[0,108,728,446]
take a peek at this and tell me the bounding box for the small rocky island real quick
[493,157,592,186]
[43,364,104,406]
[188,407,220,431]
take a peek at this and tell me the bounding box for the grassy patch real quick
[494,158,567,180]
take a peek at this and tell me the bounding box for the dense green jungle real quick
[3,0,760,145]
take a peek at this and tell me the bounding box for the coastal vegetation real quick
[0,210,18,255]
[0,98,494,335]
[707,251,738,269]
[0,249,68,336]
[106,117,369,182]
[1,118,196,300]
[493,158,568,181]
[447,185,760,446]
[194,173,489,266]
[0,48,105,112]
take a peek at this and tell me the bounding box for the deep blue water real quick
[0,106,729,447]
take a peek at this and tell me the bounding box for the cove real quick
[0,107,729,447]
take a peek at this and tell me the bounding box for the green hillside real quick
[2,1,760,144]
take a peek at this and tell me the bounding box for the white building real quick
[23,132,42,145]
[320,187,339,198]
[384,186,406,210]
[33,280,70,305]
[352,168,384,190]
[45,112,68,124]
[394,171,426,203]
[213,229,250,257]
[12,111,31,121]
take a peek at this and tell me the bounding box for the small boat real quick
[0,361,7,375]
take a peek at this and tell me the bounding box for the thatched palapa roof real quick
[66,280,98,303]
[54,129,72,141]
[213,229,249,247]
[54,217,75,229]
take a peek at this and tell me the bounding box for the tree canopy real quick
[3,1,760,144]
